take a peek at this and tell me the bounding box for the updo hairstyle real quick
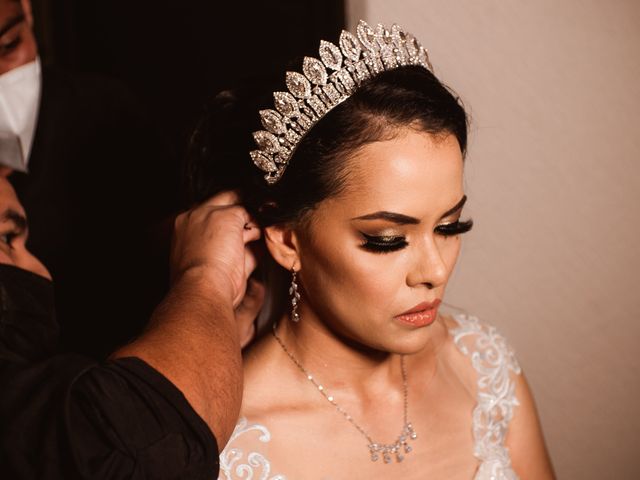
[183,65,468,227]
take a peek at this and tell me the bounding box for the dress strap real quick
[450,313,521,480]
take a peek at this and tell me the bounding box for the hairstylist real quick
[0,175,263,479]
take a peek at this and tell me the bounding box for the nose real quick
[20,251,51,280]
[13,242,52,280]
[406,236,448,289]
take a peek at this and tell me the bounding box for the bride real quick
[185,20,555,480]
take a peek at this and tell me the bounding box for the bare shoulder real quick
[238,332,305,420]
[507,372,556,479]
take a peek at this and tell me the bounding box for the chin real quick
[359,325,439,356]
[389,333,435,355]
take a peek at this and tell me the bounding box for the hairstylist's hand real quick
[170,191,260,308]
[236,277,265,348]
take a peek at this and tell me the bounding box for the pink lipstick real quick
[395,299,441,327]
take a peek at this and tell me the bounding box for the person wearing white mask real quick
[0,0,38,172]
[3,0,177,359]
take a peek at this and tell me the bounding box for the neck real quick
[271,306,445,394]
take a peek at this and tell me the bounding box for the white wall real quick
[346,1,640,478]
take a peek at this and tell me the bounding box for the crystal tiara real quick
[250,20,433,184]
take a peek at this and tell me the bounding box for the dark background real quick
[31,0,345,195]
[23,0,345,357]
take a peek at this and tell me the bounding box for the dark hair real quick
[184,65,468,227]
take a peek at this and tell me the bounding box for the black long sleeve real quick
[0,265,219,479]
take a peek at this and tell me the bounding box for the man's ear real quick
[264,224,301,271]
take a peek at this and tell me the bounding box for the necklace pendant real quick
[407,422,418,440]
[368,423,417,464]
[369,443,379,462]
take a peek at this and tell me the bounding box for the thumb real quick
[236,279,266,348]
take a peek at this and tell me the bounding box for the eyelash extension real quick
[360,219,473,253]
[434,219,473,237]
[360,233,408,253]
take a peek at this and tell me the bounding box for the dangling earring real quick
[289,268,301,322]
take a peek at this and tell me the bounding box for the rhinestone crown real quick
[250,20,433,184]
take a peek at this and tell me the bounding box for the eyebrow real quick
[440,195,468,219]
[0,14,25,37]
[0,209,27,233]
[352,195,468,225]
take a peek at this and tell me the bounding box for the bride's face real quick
[294,127,468,353]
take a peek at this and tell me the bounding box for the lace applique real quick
[219,417,286,480]
[450,313,522,480]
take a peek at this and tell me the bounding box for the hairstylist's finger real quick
[236,279,265,348]
[232,247,259,307]
[203,190,241,208]
[242,222,261,244]
[244,246,259,281]
[213,204,251,232]
[240,323,255,349]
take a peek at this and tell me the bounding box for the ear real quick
[264,224,301,271]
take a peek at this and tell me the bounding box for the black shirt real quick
[0,265,219,479]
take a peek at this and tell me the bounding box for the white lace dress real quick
[219,313,521,479]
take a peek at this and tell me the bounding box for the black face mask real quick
[0,264,58,361]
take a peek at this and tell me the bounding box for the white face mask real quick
[0,58,41,172]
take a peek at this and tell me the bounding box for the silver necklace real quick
[272,324,417,463]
